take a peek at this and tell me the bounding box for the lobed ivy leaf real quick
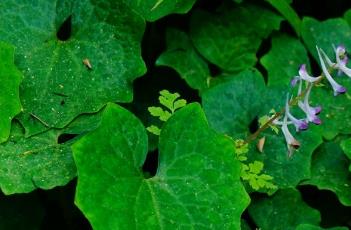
[340,139,351,172]
[0,0,146,133]
[73,103,250,229]
[156,28,210,92]
[202,70,322,189]
[0,42,22,143]
[249,189,321,230]
[261,33,310,87]
[301,142,351,206]
[190,3,282,72]
[123,0,197,22]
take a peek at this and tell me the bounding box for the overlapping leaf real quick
[301,142,351,206]
[73,103,249,229]
[190,3,282,72]
[156,29,210,92]
[202,70,322,189]
[296,224,348,230]
[249,189,321,230]
[123,0,197,22]
[0,0,146,133]
[0,42,22,143]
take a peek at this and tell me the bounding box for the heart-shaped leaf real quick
[73,103,249,229]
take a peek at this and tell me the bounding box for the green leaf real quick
[296,224,348,230]
[261,33,310,87]
[301,142,351,206]
[0,42,22,143]
[190,3,282,72]
[0,109,102,194]
[0,192,44,230]
[249,189,321,230]
[123,0,197,22]
[310,78,351,140]
[146,125,161,136]
[202,70,323,189]
[265,0,301,36]
[148,106,171,121]
[73,103,250,229]
[156,28,210,92]
[301,17,351,62]
[0,122,76,194]
[0,0,146,131]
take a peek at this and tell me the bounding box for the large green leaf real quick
[156,28,210,92]
[261,34,310,87]
[0,42,22,143]
[0,192,44,230]
[124,0,197,22]
[190,3,282,72]
[265,0,301,36]
[249,189,321,230]
[73,103,249,229]
[0,0,146,132]
[301,17,351,61]
[202,70,322,189]
[301,142,351,206]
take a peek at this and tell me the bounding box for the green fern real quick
[147,90,187,135]
[234,139,277,191]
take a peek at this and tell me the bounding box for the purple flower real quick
[298,84,322,125]
[317,46,347,96]
[281,108,300,157]
[285,97,308,131]
[291,64,322,87]
[335,45,351,77]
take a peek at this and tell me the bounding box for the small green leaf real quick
[0,42,22,143]
[249,161,264,174]
[148,106,171,121]
[249,189,321,230]
[73,103,250,229]
[159,90,180,111]
[146,125,161,136]
[173,99,187,111]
